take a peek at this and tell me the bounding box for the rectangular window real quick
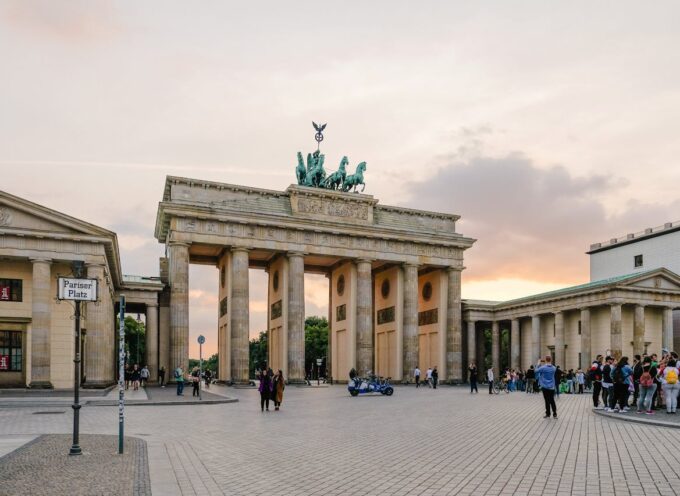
[578,320,582,335]
[0,331,23,371]
[553,323,555,337]
[634,254,643,268]
[578,352,582,369]
[0,279,23,302]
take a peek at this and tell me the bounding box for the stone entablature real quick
[156,177,474,267]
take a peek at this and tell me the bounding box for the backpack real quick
[639,371,653,388]
[174,368,182,380]
[612,366,624,384]
[667,368,678,385]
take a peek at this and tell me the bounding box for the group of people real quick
[123,364,150,390]
[172,366,214,396]
[590,351,680,414]
[413,366,439,388]
[257,368,286,411]
[467,362,590,396]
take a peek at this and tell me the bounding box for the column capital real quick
[29,257,52,265]
[553,310,563,316]
[146,302,159,308]
[356,258,374,265]
[231,246,249,253]
[446,265,464,273]
[634,303,646,309]
[610,299,624,307]
[287,251,306,258]
[168,241,191,248]
[402,261,418,268]
[578,306,592,312]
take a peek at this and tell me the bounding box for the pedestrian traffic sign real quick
[198,335,205,344]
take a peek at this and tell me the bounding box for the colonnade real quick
[466,301,676,378]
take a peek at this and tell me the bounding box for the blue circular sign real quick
[197,335,205,344]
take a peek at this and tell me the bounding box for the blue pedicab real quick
[347,368,394,397]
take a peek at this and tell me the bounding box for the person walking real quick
[590,356,603,408]
[525,365,536,394]
[487,367,494,395]
[131,364,141,391]
[414,366,421,388]
[432,367,439,389]
[259,369,273,411]
[273,369,285,411]
[140,365,150,387]
[204,369,212,389]
[191,367,201,397]
[159,366,166,388]
[535,356,557,419]
[661,358,679,414]
[612,356,632,412]
[554,366,563,398]
[602,356,615,411]
[469,362,478,393]
[632,354,643,405]
[174,365,184,396]
[425,367,433,388]
[637,357,657,415]
[576,369,585,394]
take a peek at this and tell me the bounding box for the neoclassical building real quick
[0,191,161,388]
[2,180,680,388]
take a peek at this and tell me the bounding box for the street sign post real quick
[118,295,126,454]
[197,335,205,401]
[58,264,98,456]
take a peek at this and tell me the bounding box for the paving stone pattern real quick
[0,434,150,496]
[2,386,680,495]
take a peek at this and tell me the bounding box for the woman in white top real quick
[661,359,680,414]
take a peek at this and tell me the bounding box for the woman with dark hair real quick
[258,369,273,412]
[612,356,633,412]
[273,370,286,411]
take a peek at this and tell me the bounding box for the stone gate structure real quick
[154,176,476,383]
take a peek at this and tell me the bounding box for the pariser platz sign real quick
[58,277,98,302]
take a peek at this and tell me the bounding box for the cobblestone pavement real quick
[0,434,150,496]
[3,386,680,495]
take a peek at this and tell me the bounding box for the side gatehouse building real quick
[1,181,680,388]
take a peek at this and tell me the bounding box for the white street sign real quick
[58,277,98,302]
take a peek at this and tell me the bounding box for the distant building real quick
[588,221,680,281]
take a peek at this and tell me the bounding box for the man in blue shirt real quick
[535,355,557,419]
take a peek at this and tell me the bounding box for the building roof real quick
[587,220,680,254]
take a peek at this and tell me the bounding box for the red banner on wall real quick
[0,285,9,301]
[0,355,9,370]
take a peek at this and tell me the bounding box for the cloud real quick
[0,1,122,42]
[407,150,680,286]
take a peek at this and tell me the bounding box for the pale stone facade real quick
[463,269,680,378]
[0,191,162,388]
[154,177,474,383]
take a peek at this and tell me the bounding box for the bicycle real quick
[493,380,509,394]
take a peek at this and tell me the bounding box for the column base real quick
[82,380,116,389]
[28,381,53,389]
[286,378,308,385]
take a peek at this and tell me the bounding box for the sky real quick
[1,1,679,357]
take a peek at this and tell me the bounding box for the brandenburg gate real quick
[154,170,475,383]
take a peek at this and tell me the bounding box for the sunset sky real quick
[2,1,679,357]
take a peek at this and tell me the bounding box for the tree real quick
[305,316,328,377]
[249,331,268,378]
[189,353,218,374]
[116,316,145,366]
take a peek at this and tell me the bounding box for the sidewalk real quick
[594,407,680,429]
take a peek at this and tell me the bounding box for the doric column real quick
[633,304,645,356]
[662,306,674,351]
[146,303,159,382]
[168,242,190,377]
[554,311,565,368]
[466,320,476,380]
[287,252,305,383]
[402,263,418,381]
[610,302,623,359]
[84,263,113,386]
[230,247,250,383]
[491,321,500,376]
[510,318,520,370]
[30,258,52,388]
[446,268,463,383]
[356,259,373,376]
[580,307,591,366]
[531,315,541,362]
[326,272,332,382]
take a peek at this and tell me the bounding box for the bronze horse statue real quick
[323,156,348,190]
[341,162,367,193]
